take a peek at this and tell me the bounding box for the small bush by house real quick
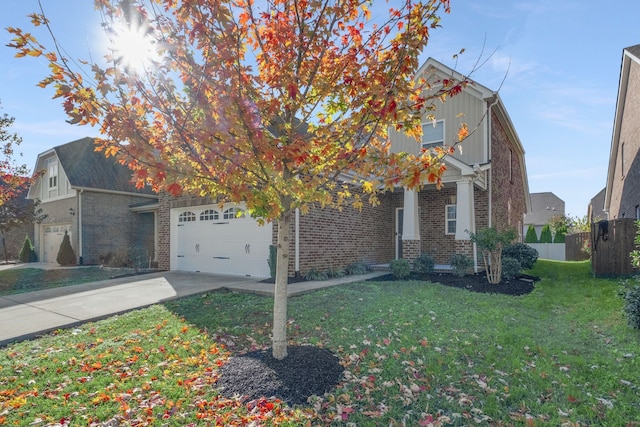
[413,253,435,274]
[56,231,76,266]
[503,242,539,270]
[450,253,473,277]
[390,259,411,280]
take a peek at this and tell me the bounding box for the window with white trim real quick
[178,211,196,222]
[445,204,456,235]
[48,160,58,189]
[422,120,444,149]
[200,209,219,221]
[223,207,244,219]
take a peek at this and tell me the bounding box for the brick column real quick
[402,239,421,264]
[402,188,420,264]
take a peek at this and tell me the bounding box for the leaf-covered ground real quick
[1,260,638,426]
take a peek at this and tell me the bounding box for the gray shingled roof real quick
[524,192,565,226]
[54,137,155,195]
[626,44,640,60]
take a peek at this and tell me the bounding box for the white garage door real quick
[42,224,72,263]
[172,203,273,277]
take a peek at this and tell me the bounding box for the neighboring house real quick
[588,187,607,223]
[605,44,640,220]
[27,137,158,265]
[523,192,565,239]
[156,58,530,277]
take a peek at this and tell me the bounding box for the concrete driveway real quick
[0,265,386,346]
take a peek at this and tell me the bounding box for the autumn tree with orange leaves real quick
[0,103,29,206]
[9,0,468,359]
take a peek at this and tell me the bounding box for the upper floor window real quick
[200,209,219,221]
[422,120,444,149]
[48,161,58,189]
[178,211,196,222]
[445,204,456,235]
[223,207,244,219]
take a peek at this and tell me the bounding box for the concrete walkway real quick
[0,264,386,346]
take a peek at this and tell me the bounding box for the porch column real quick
[402,188,421,262]
[455,178,474,241]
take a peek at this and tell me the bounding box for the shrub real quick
[345,262,369,275]
[18,234,37,263]
[539,224,553,243]
[326,267,346,278]
[469,227,517,284]
[304,268,329,281]
[524,225,538,243]
[501,257,522,280]
[502,242,539,270]
[413,253,435,274]
[619,280,640,329]
[56,231,76,266]
[450,253,473,277]
[390,259,411,280]
[630,220,640,269]
[553,230,566,243]
[267,245,277,279]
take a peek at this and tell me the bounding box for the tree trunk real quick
[1,231,7,263]
[272,210,292,360]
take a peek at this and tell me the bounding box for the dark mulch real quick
[216,345,344,405]
[370,271,539,296]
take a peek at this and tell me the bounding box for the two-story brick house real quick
[156,58,530,277]
[28,137,158,265]
[605,44,640,219]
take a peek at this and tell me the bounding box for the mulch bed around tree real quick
[216,345,344,405]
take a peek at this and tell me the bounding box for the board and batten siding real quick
[389,87,488,166]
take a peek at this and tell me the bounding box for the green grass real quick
[1,260,639,426]
[0,267,121,297]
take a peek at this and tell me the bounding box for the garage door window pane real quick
[224,207,244,219]
[200,209,219,221]
[179,212,196,222]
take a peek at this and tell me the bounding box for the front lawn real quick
[0,260,638,425]
[0,267,126,297]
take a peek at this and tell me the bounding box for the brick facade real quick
[608,57,640,219]
[34,191,154,265]
[489,109,528,238]
[287,193,396,275]
[80,192,155,265]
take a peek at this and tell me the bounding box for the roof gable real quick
[32,137,155,196]
[524,192,565,225]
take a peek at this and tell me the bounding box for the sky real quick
[1,0,639,218]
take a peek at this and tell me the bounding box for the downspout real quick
[295,208,300,275]
[487,93,500,229]
[78,189,83,265]
[475,94,500,272]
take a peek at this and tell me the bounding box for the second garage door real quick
[172,203,273,277]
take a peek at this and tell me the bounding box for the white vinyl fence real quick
[526,243,566,261]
